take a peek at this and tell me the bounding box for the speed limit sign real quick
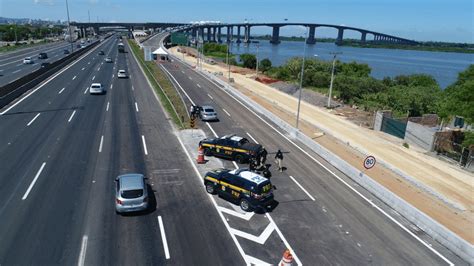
[363,156,376,169]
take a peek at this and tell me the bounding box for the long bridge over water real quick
[71,22,419,45]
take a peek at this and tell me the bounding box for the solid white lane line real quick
[77,235,88,266]
[160,65,195,105]
[141,135,148,155]
[289,175,316,201]
[207,93,213,100]
[99,135,104,153]
[106,102,110,111]
[222,108,231,117]
[205,122,218,137]
[197,84,201,88]
[110,84,113,89]
[68,110,76,123]
[58,87,65,94]
[72,75,77,80]
[192,62,453,265]
[175,135,249,264]
[12,69,21,74]
[246,132,259,144]
[27,113,41,126]
[22,162,46,200]
[135,102,139,112]
[92,75,95,81]
[84,87,88,94]
[81,67,85,71]
[157,216,170,259]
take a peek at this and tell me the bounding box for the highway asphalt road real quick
[0,40,93,86]
[0,30,467,265]
[0,36,243,265]
[153,33,466,265]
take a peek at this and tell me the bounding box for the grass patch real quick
[128,40,189,129]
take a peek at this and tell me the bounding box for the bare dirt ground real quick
[170,47,474,243]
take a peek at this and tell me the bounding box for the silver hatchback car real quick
[200,105,218,121]
[115,173,149,214]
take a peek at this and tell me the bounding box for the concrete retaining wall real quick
[195,69,473,264]
[404,121,437,151]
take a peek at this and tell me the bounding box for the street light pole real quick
[296,27,308,129]
[327,52,342,108]
[65,0,74,53]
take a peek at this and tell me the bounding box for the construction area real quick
[169,46,473,246]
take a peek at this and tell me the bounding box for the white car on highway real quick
[23,57,34,64]
[117,69,128,78]
[89,83,105,94]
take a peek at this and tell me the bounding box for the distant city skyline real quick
[1,0,472,43]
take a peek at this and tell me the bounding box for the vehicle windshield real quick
[204,108,214,112]
[121,189,143,199]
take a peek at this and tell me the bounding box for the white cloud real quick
[34,0,54,5]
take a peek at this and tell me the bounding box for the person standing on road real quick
[275,149,284,172]
[189,104,195,119]
[259,147,268,169]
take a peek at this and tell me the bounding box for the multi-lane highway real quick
[0,40,91,86]
[0,32,467,265]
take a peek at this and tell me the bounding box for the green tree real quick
[239,53,257,69]
[438,80,474,124]
[340,61,371,77]
[259,58,272,72]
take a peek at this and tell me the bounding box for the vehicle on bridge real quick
[118,42,125,53]
[199,134,263,164]
[204,168,274,211]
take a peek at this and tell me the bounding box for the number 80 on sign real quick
[363,156,376,169]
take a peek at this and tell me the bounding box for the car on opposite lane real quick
[98,50,105,55]
[89,83,105,94]
[23,57,34,64]
[199,105,218,121]
[115,173,149,214]
[105,57,113,63]
[117,69,128,78]
[38,52,48,59]
[63,49,70,54]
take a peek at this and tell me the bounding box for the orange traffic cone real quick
[197,146,206,164]
[279,249,293,266]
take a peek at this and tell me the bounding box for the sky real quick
[1,0,473,43]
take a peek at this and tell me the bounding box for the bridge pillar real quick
[236,26,241,43]
[361,31,367,44]
[93,26,100,35]
[217,27,222,43]
[198,27,204,42]
[335,27,344,46]
[191,27,196,39]
[306,26,316,44]
[207,27,211,42]
[210,27,216,42]
[226,26,232,42]
[270,26,281,44]
[244,25,251,43]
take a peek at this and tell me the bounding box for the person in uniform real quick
[275,149,284,172]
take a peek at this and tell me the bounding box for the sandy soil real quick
[170,47,474,243]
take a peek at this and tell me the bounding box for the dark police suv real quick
[204,168,274,211]
[199,134,263,164]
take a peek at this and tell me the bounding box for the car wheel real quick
[234,154,245,164]
[203,148,212,156]
[205,183,216,194]
[240,198,251,212]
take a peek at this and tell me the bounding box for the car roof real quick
[91,83,102,87]
[25,57,31,59]
[229,169,268,184]
[118,173,145,190]
[201,105,214,109]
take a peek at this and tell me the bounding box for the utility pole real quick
[327,52,342,108]
[228,41,232,80]
[255,42,259,79]
[296,27,308,129]
[65,0,73,53]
